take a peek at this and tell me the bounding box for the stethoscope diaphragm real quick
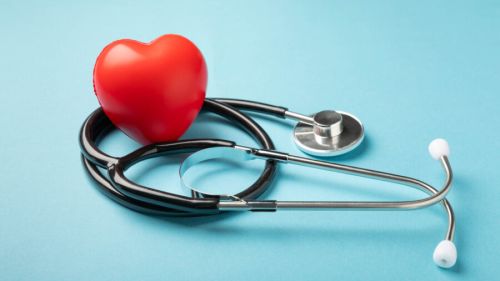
[292,110,364,157]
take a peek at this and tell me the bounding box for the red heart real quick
[93,34,207,144]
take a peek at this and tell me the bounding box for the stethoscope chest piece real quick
[293,110,364,157]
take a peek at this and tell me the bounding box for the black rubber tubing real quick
[80,98,288,216]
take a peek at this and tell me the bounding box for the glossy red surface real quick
[93,34,207,144]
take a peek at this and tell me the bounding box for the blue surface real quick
[1,1,499,280]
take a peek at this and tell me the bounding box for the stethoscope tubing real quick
[80,98,283,216]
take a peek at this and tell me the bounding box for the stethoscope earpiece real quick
[433,240,457,268]
[429,138,450,160]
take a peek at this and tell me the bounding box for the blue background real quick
[1,1,499,280]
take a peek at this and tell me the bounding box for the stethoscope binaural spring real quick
[79,98,457,268]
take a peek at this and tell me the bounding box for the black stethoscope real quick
[80,98,457,268]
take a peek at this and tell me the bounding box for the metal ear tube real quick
[179,139,456,268]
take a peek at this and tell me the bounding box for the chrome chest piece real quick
[287,109,364,157]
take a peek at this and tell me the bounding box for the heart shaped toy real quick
[93,34,207,144]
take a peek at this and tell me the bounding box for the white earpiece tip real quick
[428,138,450,160]
[433,240,457,268]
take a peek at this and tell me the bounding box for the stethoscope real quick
[80,98,457,268]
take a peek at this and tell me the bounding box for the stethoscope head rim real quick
[292,111,364,157]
